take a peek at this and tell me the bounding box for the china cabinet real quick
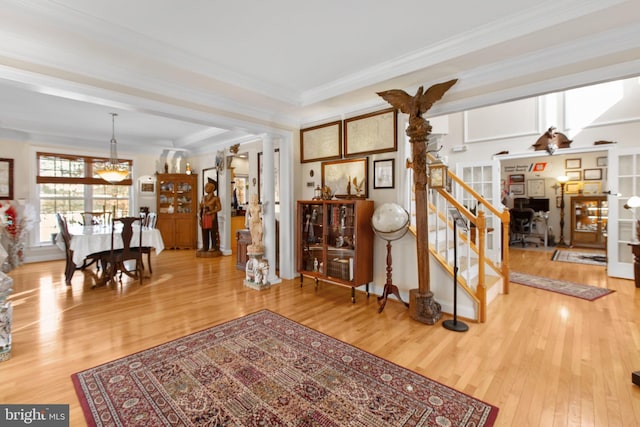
[156,173,198,249]
[296,199,374,303]
[570,195,608,249]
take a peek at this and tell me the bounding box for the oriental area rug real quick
[72,310,499,427]
[510,271,614,301]
[551,249,607,266]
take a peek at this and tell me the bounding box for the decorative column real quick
[378,79,457,325]
[0,271,13,362]
[262,134,281,285]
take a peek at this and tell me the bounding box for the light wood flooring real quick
[1,248,639,426]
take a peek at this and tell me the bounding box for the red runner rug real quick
[510,271,614,301]
[72,310,499,426]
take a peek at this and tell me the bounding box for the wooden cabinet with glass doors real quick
[296,199,374,303]
[570,195,608,249]
[156,173,198,249]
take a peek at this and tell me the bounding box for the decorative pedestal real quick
[0,271,14,362]
[243,252,270,290]
[409,289,442,325]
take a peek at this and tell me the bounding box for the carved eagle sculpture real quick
[377,79,458,118]
[532,126,573,153]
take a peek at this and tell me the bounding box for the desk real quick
[57,225,164,267]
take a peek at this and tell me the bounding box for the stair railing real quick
[409,156,510,322]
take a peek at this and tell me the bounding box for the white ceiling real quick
[0,0,638,155]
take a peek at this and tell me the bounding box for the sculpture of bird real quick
[352,176,365,196]
[377,79,458,118]
[532,126,572,152]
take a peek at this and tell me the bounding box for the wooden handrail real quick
[408,155,511,322]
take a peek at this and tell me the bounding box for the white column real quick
[262,134,281,284]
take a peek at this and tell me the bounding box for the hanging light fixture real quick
[96,113,129,183]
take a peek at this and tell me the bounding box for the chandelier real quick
[96,113,129,183]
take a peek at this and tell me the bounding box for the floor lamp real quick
[443,207,469,332]
[556,175,570,247]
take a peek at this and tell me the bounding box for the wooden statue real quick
[197,178,222,257]
[378,79,457,324]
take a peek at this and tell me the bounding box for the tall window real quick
[37,152,133,244]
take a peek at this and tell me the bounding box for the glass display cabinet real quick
[296,199,374,303]
[570,195,608,249]
[156,173,198,249]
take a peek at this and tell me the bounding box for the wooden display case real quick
[570,195,608,249]
[296,199,374,303]
[156,173,198,249]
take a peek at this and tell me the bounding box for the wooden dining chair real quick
[81,211,112,226]
[99,216,144,286]
[56,213,102,285]
[56,213,79,286]
[134,212,157,273]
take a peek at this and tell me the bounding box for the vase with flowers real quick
[0,201,36,273]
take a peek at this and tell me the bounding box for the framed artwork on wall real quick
[300,121,342,163]
[527,179,545,197]
[583,168,602,180]
[565,170,581,181]
[597,156,608,167]
[509,183,525,196]
[344,108,397,157]
[565,181,581,194]
[0,158,14,200]
[582,182,602,195]
[373,159,394,189]
[322,157,368,199]
[509,174,525,183]
[565,158,581,169]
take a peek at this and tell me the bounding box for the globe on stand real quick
[371,203,410,313]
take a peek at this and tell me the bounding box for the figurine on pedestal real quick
[197,178,222,257]
[246,193,264,255]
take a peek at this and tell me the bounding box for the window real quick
[36,152,133,244]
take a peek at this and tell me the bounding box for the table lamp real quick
[624,195,640,243]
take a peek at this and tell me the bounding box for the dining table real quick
[57,223,164,270]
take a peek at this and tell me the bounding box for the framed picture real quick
[322,157,368,199]
[139,181,155,194]
[565,170,581,181]
[527,179,545,197]
[300,120,342,163]
[509,174,525,183]
[0,158,14,200]
[509,183,525,196]
[582,182,602,195]
[583,168,602,180]
[373,159,394,189]
[202,167,218,195]
[597,156,608,167]
[258,149,280,204]
[565,181,581,194]
[565,158,581,169]
[344,108,397,157]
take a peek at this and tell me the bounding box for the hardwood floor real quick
[1,248,639,426]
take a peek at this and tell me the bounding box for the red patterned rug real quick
[72,310,499,426]
[510,271,614,301]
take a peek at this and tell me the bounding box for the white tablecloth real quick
[57,225,165,267]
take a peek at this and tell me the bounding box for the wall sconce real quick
[428,159,447,189]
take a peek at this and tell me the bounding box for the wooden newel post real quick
[378,79,457,325]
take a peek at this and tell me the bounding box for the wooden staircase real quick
[410,157,510,322]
